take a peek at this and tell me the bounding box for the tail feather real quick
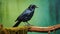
[13,21,21,27]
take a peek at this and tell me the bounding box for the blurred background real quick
[0,0,60,34]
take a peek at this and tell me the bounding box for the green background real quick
[0,0,60,34]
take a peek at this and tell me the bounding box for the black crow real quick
[13,4,38,27]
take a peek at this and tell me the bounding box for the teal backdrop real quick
[0,0,60,34]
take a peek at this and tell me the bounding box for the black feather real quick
[13,4,37,27]
[13,20,21,27]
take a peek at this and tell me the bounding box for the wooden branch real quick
[28,24,60,32]
[0,24,60,34]
[0,25,28,34]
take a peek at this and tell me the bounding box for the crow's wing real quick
[15,9,32,22]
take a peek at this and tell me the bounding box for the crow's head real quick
[28,4,38,9]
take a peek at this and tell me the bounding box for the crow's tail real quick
[13,21,21,27]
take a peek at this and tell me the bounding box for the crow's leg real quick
[24,22,27,26]
[26,21,33,26]
[26,21,31,25]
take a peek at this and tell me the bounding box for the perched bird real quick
[13,4,38,27]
